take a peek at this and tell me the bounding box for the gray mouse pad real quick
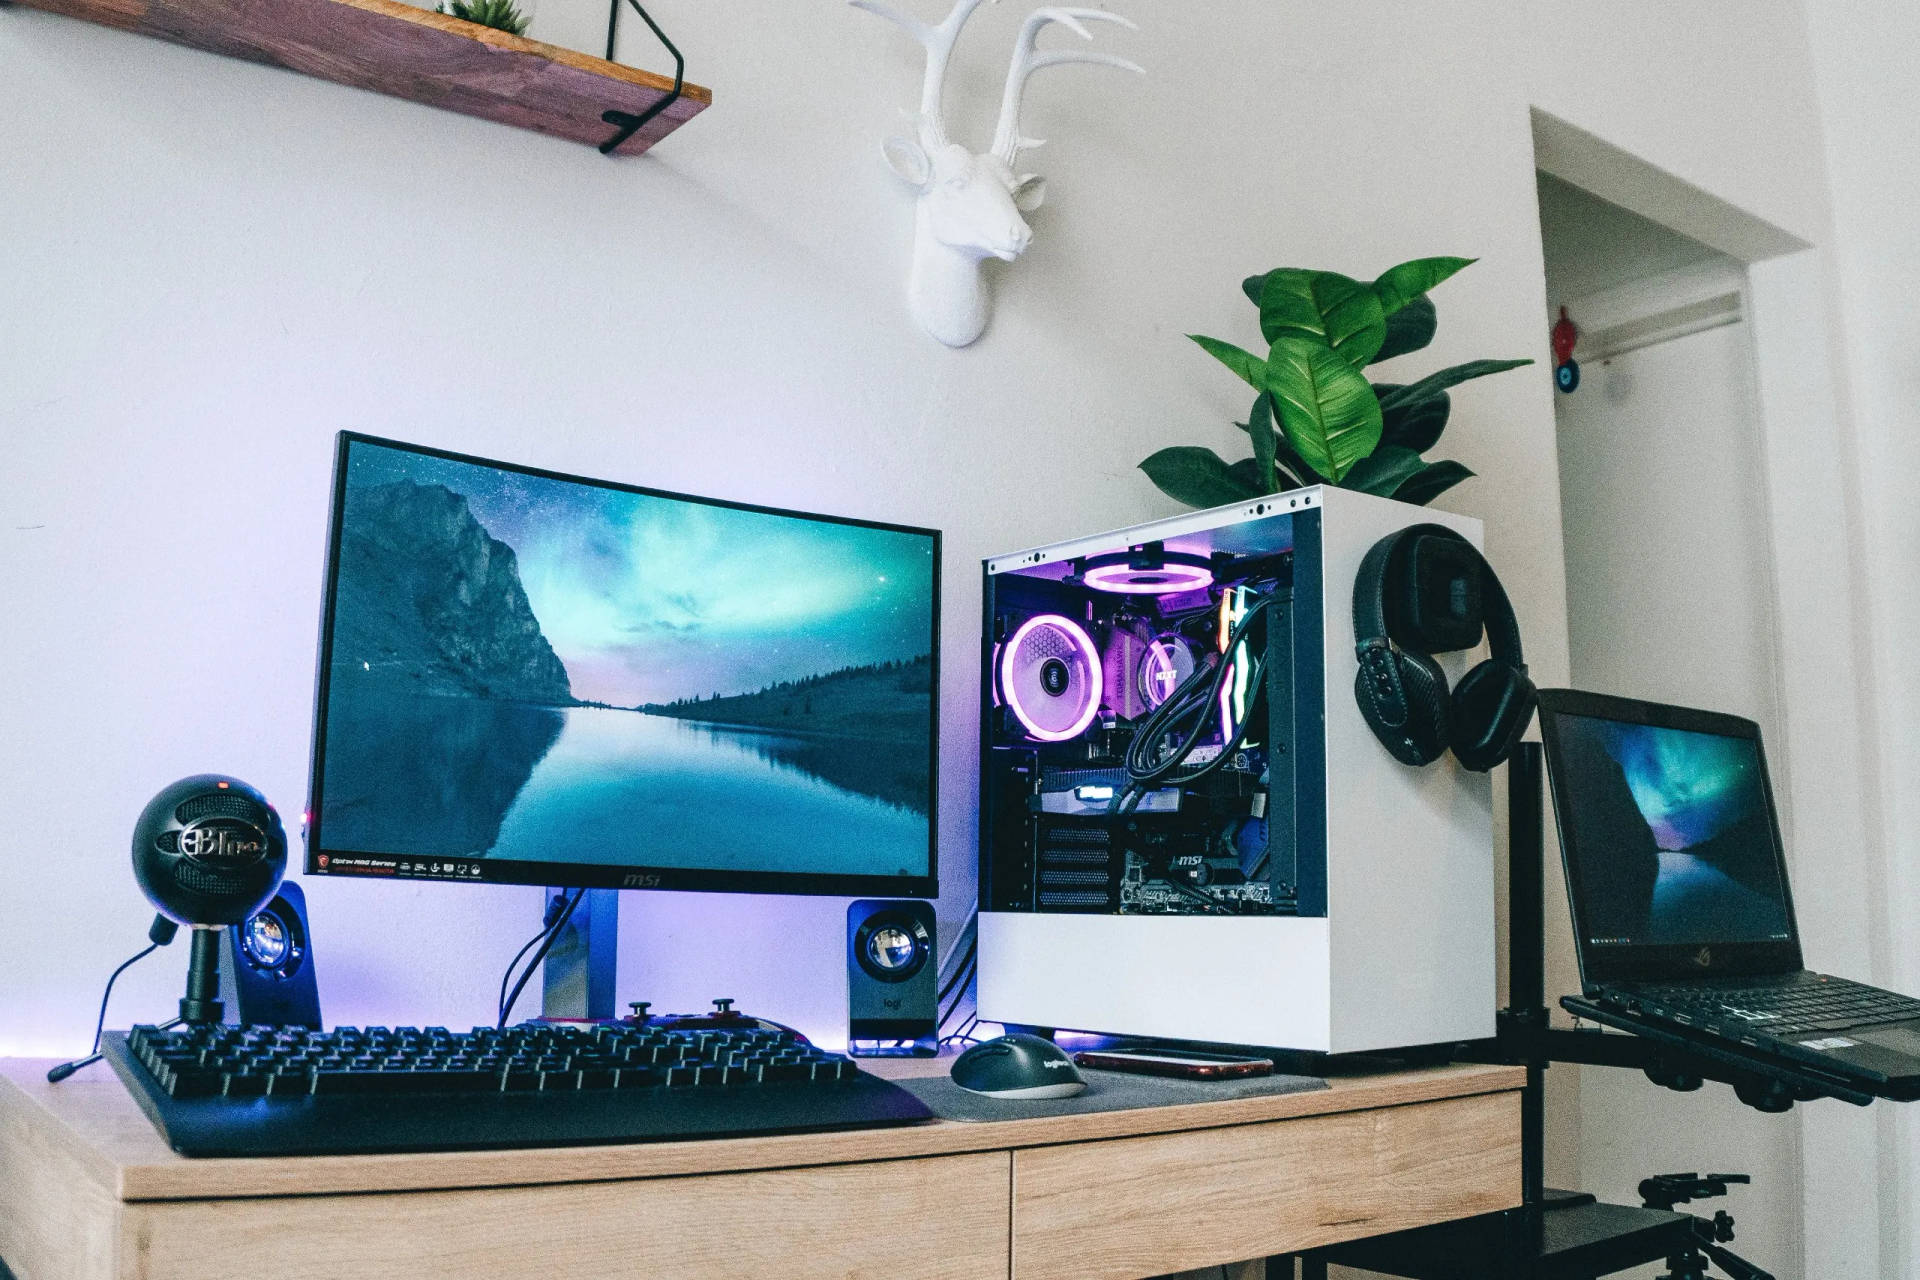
[895,1066,1327,1122]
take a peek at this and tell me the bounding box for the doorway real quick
[1538,170,1802,1276]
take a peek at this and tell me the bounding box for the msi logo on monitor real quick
[622,873,663,889]
[1694,947,1714,968]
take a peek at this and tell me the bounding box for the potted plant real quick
[435,0,532,35]
[1141,257,1531,508]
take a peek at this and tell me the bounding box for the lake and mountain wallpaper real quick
[314,440,936,879]
[1557,716,1792,947]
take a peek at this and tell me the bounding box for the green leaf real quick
[1275,437,1326,488]
[1373,256,1475,316]
[1378,359,1533,413]
[1248,391,1278,491]
[1372,295,1437,363]
[1241,273,1270,307]
[1392,459,1475,506]
[1226,458,1265,490]
[1190,334,1268,388]
[1380,390,1450,453]
[1262,335,1385,483]
[1236,396,1326,488]
[1139,446,1262,509]
[1339,445,1429,497]
[1256,270,1387,366]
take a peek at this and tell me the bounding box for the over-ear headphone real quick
[1352,525,1535,771]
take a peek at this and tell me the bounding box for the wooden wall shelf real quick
[11,0,711,156]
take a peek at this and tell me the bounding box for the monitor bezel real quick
[304,431,941,900]
[1536,687,1802,987]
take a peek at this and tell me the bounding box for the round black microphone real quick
[132,775,288,927]
[131,775,288,1025]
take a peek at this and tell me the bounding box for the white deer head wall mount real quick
[853,0,1142,347]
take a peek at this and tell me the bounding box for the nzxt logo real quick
[622,873,663,888]
[179,819,266,866]
[1693,947,1714,968]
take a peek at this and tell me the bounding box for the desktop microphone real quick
[131,775,288,1026]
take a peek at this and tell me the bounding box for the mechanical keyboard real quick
[103,1014,934,1157]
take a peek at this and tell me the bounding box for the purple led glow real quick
[1219,663,1237,743]
[1080,561,1214,595]
[1140,637,1194,709]
[1142,641,1179,707]
[1000,614,1103,742]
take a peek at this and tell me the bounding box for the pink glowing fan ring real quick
[1078,550,1214,595]
[999,615,1104,742]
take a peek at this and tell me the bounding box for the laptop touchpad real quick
[1852,1024,1920,1054]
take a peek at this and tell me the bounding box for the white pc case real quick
[976,486,1496,1054]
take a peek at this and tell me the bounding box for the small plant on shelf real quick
[1140,257,1532,509]
[435,0,531,35]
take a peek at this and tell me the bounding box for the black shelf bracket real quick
[599,0,685,155]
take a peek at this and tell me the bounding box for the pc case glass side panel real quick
[979,505,1323,919]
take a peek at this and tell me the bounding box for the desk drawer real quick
[1011,1090,1520,1280]
[118,1150,1011,1280]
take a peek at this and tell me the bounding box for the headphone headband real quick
[1350,524,1523,669]
[1350,529,1401,649]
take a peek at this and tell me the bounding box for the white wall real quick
[1802,2,1920,1274]
[0,1,1850,1237]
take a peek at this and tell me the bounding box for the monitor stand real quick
[540,888,620,1020]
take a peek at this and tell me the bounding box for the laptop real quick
[1537,688,1920,1098]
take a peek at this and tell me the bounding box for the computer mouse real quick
[950,1033,1087,1099]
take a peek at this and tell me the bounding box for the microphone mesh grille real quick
[175,793,267,825]
[174,861,251,895]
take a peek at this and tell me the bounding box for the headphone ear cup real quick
[1449,660,1538,772]
[1354,649,1451,766]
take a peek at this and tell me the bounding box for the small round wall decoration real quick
[1551,306,1580,394]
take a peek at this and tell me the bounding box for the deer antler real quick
[851,0,988,146]
[990,7,1142,166]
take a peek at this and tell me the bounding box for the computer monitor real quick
[305,433,939,898]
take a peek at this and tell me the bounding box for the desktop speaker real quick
[846,899,938,1055]
[219,881,322,1029]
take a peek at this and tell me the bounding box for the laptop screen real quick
[1541,697,1795,961]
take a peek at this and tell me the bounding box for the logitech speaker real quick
[219,881,322,1029]
[846,899,938,1056]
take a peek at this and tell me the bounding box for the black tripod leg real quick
[1695,1238,1773,1280]
[1298,1257,1327,1280]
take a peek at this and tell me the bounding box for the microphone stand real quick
[179,925,226,1025]
[46,914,183,1083]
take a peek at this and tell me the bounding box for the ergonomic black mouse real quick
[950,1033,1087,1099]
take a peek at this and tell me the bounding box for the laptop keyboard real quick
[1610,973,1920,1038]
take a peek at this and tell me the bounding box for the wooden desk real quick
[0,1057,1522,1280]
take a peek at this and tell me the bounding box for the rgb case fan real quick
[998,615,1103,742]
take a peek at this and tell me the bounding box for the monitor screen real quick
[1547,712,1792,949]
[306,434,939,897]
